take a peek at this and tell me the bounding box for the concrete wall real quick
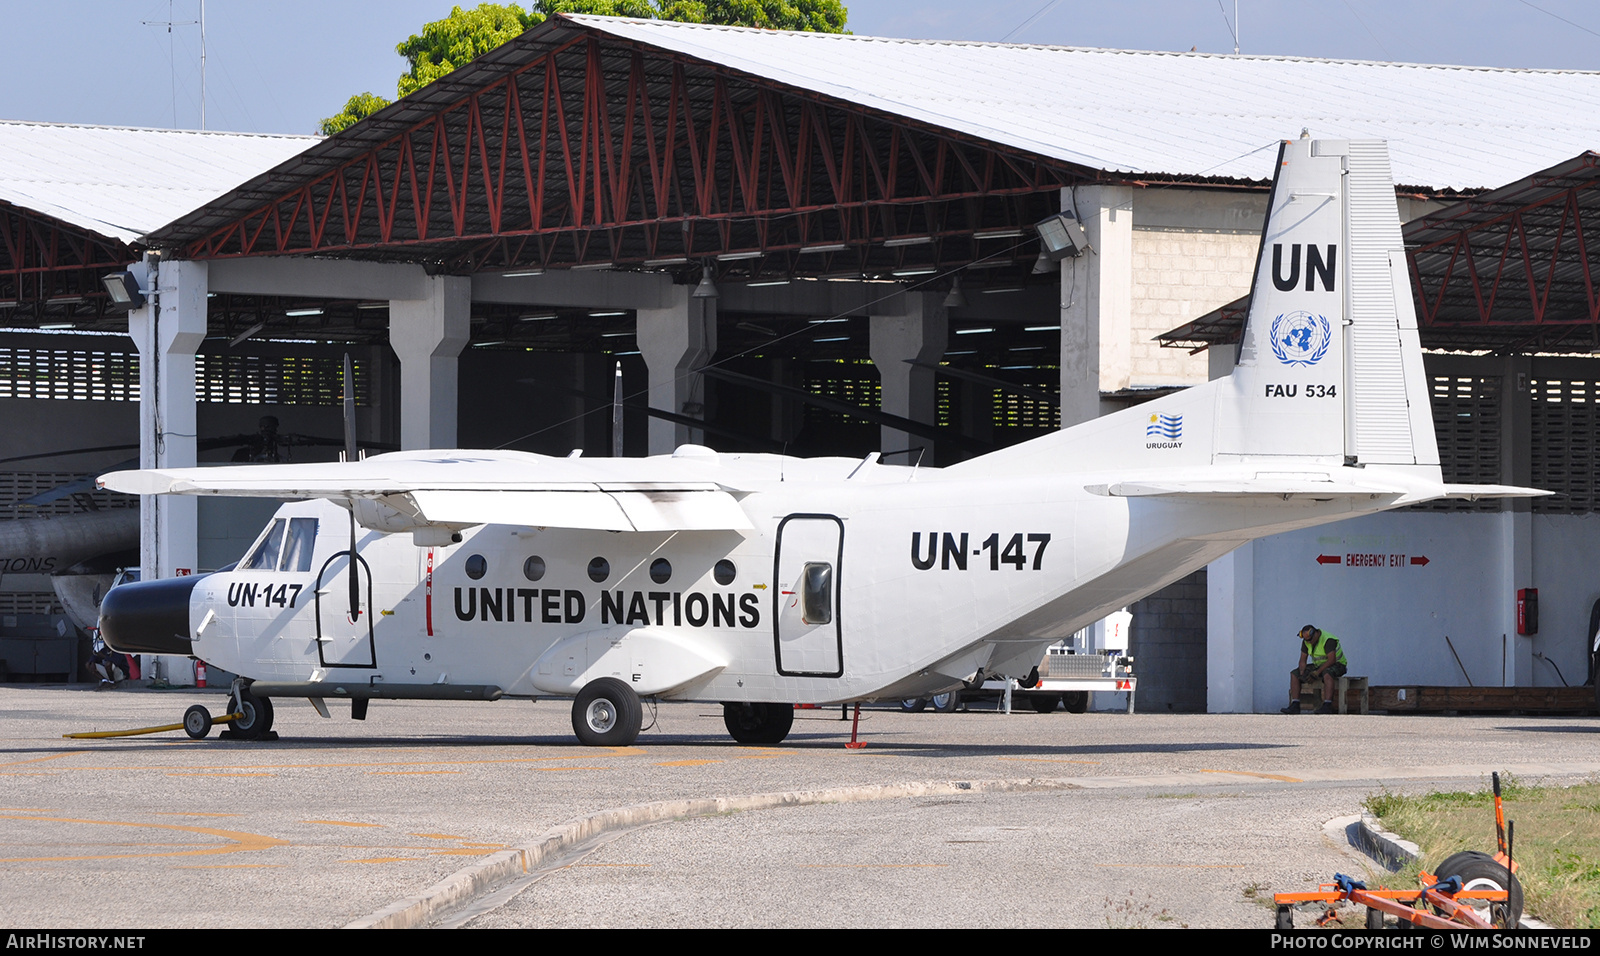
[1244,512,1599,711]
[1127,569,1208,713]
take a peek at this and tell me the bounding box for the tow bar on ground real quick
[1274,771,1523,930]
[65,709,245,740]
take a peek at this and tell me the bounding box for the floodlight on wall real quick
[101,271,145,308]
[943,276,968,309]
[692,263,719,299]
[1034,213,1089,261]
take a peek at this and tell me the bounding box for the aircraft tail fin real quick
[952,135,1440,478]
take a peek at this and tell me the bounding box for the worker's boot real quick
[1280,699,1302,714]
[1316,700,1335,714]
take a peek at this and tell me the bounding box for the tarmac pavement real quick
[2,683,1595,928]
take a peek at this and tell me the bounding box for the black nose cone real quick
[98,575,204,655]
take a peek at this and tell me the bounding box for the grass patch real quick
[1364,776,1600,928]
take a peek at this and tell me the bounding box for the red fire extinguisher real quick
[195,661,208,688]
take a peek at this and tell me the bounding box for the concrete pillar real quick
[128,256,206,581]
[870,291,946,464]
[1059,185,1134,427]
[1204,346,1253,712]
[1499,355,1535,685]
[637,285,717,455]
[389,276,471,450]
[1206,542,1256,712]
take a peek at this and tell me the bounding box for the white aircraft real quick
[98,136,1539,746]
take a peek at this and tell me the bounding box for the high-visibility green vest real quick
[1305,630,1348,667]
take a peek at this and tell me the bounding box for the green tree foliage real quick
[320,1,847,133]
[396,3,540,98]
[319,92,393,136]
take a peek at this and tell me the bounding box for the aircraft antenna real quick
[611,362,624,457]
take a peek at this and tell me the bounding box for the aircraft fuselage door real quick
[773,514,843,677]
[314,546,376,668]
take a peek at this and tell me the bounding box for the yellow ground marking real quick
[371,770,463,775]
[1199,769,1302,783]
[998,757,1102,765]
[733,747,789,760]
[656,759,722,767]
[0,757,86,770]
[304,820,381,828]
[410,833,470,841]
[50,753,626,774]
[603,747,648,757]
[1097,863,1248,869]
[0,815,287,862]
[533,766,609,772]
[798,864,950,869]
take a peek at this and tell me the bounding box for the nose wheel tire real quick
[571,678,643,747]
[227,687,275,741]
[183,705,213,739]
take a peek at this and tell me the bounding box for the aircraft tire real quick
[1434,850,1522,929]
[931,691,958,713]
[1063,691,1089,714]
[722,702,794,744]
[230,688,275,740]
[1028,695,1060,714]
[572,678,643,747]
[899,698,927,713]
[183,705,212,739]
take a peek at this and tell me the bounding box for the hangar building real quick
[4,14,1599,710]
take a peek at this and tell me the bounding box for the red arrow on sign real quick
[1316,554,1342,565]
[1410,555,1430,566]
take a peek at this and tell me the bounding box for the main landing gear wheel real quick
[899,698,928,713]
[723,702,795,744]
[228,687,275,741]
[1029,695,1060,714]
[1435,850,1523,929]
[931,691,959,713]
[571,678,643,747]
[183,705,212,739]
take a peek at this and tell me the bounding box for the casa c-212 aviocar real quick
[98,135,1540,747]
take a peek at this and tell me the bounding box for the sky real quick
[1,1,1599,136]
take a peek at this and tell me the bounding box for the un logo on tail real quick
[1269,312,1331,367]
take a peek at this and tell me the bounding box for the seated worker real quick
[1281,624,1347,714]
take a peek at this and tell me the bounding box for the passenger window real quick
[279,517,318,572]
[801,562,833,625]
[244,519,286,571]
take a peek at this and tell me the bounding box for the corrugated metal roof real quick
[572,15,1600,192]
[0,121,318,244]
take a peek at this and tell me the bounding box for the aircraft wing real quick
[98,451,755,533]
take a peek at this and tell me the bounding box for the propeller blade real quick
[342,354,358,463]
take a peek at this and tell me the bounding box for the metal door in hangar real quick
[773,514,844,677]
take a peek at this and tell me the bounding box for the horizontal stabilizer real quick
[1440,484,1552,500]
[1086,479,1406,499]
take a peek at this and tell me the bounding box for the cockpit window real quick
[279,517,317,572]
[243,519,286,571]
